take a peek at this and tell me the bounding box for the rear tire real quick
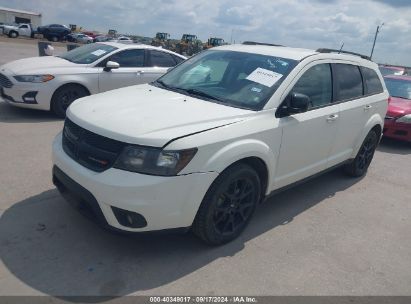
[192,163,261,245]
[344,129,379,177]
[51,84,89,118]
[9,31,18,38]
[51,36,59,42]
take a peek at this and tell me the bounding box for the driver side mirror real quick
[104,61,120,72]
[276,92,310,117]
[288,92,310,114]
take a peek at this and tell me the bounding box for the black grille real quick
[62,118,126,172]
[0,73,13,88]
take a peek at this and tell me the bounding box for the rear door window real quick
[172,55,185,64]
[361,67,384,95]
[333,64,364,101]
[150,50,177,67]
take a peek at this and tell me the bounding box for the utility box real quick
[38,41,51,56]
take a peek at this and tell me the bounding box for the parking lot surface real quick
[0,39,410,298]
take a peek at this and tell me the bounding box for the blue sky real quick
[2,0,411,66]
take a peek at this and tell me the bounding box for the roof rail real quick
[316,48,371,60]
[242,41,283,47]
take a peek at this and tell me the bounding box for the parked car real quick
[81,31,98,39]
[379,65,406,76]
[74,33,93,44]
[0,42,186,117]
[37,24,71,42]
[51,45,388,245]
[112,36,133,44]
[383,75,411,142]
[93,35,111,42]
[2,23,35,38]
[66,33,78,42]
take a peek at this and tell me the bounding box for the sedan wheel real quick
[51,84,89,118]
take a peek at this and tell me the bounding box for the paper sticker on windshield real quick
[246,68,283,87]
[91,49,107,56]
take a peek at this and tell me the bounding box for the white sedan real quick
[0,42,186,117]
[74,33,93,44]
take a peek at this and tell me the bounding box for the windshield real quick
[58,43,117,64]
[153,50,298,110]
[384,78,411,100]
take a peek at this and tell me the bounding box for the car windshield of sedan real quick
[153,50,298,110]
[384,78,411,100]
[58,43,117,64]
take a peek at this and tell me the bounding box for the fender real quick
[203,139,278,195]
[350,113,383,158]
[56,74,99,95]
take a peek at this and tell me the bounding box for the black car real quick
[37,24,71,42]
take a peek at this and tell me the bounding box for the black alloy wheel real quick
[51,84,89,118]
[344,129,379,177]
[193,163,261,245]
[213,177,256,236]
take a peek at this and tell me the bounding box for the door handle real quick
[136,70,145,75]
[326,114,339,122]
[364,104,372,111]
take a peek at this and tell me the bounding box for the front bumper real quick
[383,119,411,142]
[0,72,54,111]
[52,133,218,232]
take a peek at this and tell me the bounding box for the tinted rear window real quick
[150,50,177,67]
[334,64,363,101]
[361,67,384,95]
[172,55,185,64]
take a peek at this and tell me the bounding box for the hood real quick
[67,84,253,147]
[0,56,79,75]
[387,96,411,117]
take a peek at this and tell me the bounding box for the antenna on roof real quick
[339,42,344,53]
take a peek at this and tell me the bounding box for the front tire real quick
[51,84,89,118]
[193,163,261,245]
[344,129,379,177]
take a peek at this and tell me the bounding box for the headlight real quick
[113,146,197,176]
[14,75,54,83]
[396,114,411,124]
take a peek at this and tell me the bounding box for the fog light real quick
[22,91,38,104]
[111,206,147,228]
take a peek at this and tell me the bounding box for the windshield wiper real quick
[153,79,170,88]
[153,81,225,103]
[57,56,73,63]
[181,88,225,103]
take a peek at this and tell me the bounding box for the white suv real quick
[52,44,388,245]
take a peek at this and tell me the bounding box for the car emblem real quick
[87,156,109,166]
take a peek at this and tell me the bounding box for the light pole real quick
[370,22,384,60]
